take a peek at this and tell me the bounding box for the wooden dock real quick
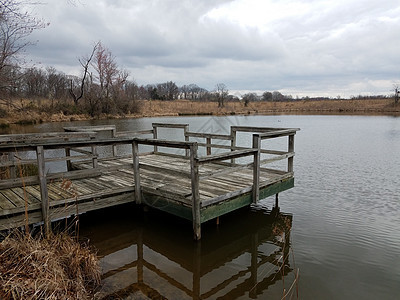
[0,123,299,239]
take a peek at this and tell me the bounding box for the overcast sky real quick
[25,0,400,98]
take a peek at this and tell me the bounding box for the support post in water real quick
[275,193,279,208]
[36,145,50,236]
[132,140,141,204]
[190,143,201,240]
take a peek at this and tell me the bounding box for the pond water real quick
[2,114,400,299]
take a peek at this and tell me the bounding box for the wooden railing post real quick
[132,140,142,204]
[206,137,212,156]
[8,151,15,178]
[190,143,201,240]
[288,134,295,172]
[230,127,237,164]
[36,145,50,236]
[91,145,98,169]
[252,134,261,204]
[65,147,72,171]
[111,127,118,157]
[184,124,189,157]
[152,124,158,154]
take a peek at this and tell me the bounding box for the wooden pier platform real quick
[0,123,299,239]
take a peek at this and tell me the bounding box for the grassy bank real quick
[0,231,101,299]
[1,98,399,126]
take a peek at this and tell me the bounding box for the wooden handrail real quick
[196,149,257,164]
[186,131,232,140]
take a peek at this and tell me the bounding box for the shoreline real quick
[1,99,399,126]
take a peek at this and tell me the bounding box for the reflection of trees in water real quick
[87,205,297,299]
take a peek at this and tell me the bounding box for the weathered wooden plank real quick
[48,193,135,220]
[259,178,294,200]
[186,131,232,140]
[152,123,189,129]
[139,163,191,178]
[141,186,189,205]
[68,181,96,195]
[259,129,300,139]
[1,189,28,208]
[132,141,142,204]
[142,193,193,221]
[81,178,113,191]
[199,163,252,180]
[13,187,40,204]
[197,149,257,164]
[230,126,287,133]
[288,134,295,172]
[134,137,194,149]
[48,186,135,209]
[0,192,16,209]
[23,186,42,201]
[64,125,116,132]
[46,183,75,200]
[190,143,201,240]
[0,158,37,168]
[253,135,261,204]
[37,145,50,236]
[201,186,254,207]
[0,132,97,143]
[0,210,42,231]
[259,153,294,166]
[0,175,39,189]
[196,142,231,151]
[200,193,253,223]
[115,129,154,137]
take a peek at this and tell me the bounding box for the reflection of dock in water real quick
[82,205,293,299]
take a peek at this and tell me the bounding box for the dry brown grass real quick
[135,98,400,117]
[0,231,101,300]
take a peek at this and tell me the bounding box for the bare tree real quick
[215,83,228,107]
[0,0,48,92]
[92,42,119,99]
[69,42,98,105]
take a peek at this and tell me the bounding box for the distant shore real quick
[1,98,399,126]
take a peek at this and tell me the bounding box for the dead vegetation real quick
[137,98,399,117]
[0,231,101,300]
